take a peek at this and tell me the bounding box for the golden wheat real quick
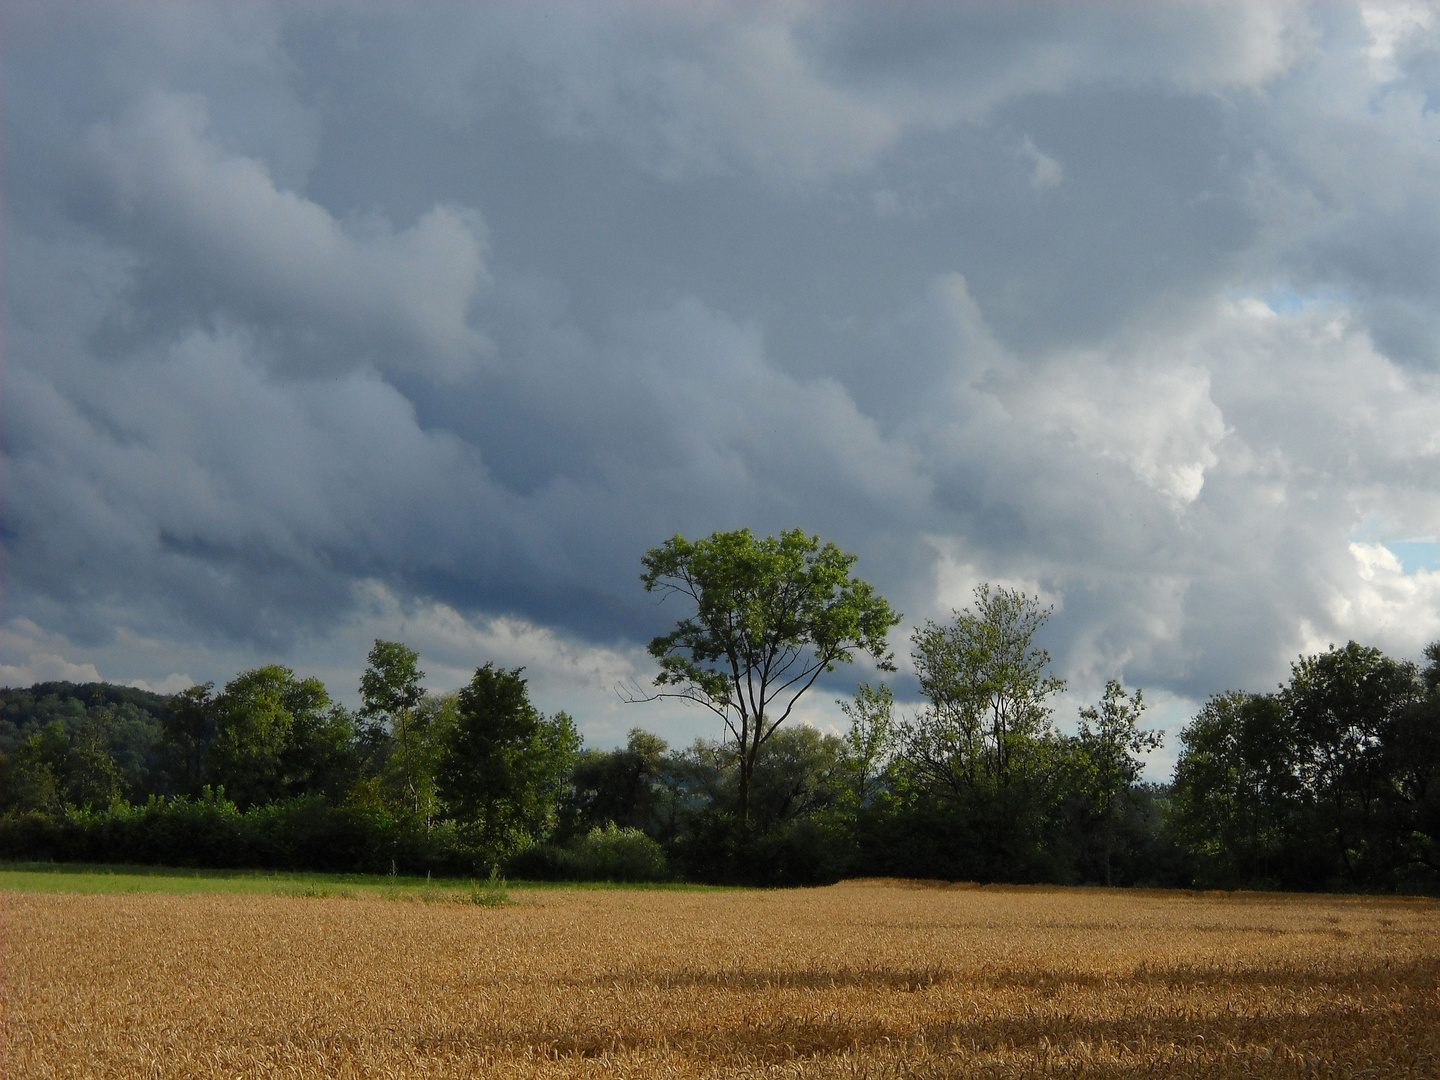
[5,879,1438,1078]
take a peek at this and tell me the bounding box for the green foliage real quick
[1283,641,1421,883]
[0,724,66,812]
[5,584,1440,894]
[838,682,897,808]
[881,596,1174,887]
[164,684,216,797]
[0,683,170,758]
[904,585,1066,796]
[205,665,358,808]
[512,824,669,883]
[572,824,667,880]
[466,869,513,906]
[351,690,456,829]
[403,692,460,822]
[361,641,426,720]
[639,527,899,825]
[1170,691,1297,887]
[1075,682,1159,798]
[63,715,126,810]
[0,717,125,813]
[1169,642,1439,890]
[0,790,486,876]
[746,725,847,830]
[1387,645,1440,876]
[0,684,167,808]
[567,728,672,836]
[360,640,433,821]
[439,664,581,860]
[1067,681,1163,886]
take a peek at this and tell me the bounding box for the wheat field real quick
[5,879,1439,1078]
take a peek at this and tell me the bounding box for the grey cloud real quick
[5,3,1440,760]
[482,2,1313,180]
[71,92,491,381]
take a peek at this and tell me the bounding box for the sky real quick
[5,1,1440,776]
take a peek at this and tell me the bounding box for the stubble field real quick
[5,878,1439,1079]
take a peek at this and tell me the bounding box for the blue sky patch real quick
[1385,541,1440,575]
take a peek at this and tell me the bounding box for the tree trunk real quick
[399,710,420,817]
[739,751,752,827]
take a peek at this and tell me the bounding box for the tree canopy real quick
[905,585,1066,795]
[2,567,1439,895]
[360,640,428,818]
[637,528,899,825]
[439,663,580,859]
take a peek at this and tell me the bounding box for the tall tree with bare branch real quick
[634,528,899,827]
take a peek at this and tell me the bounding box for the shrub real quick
[572,823,668,881]
[0,795,490,877]
[508,824,668,882]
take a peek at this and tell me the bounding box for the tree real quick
[0,723,67,812]
[164,684,216,797]
[1282,641,1421,884]
[359,640,427,819]
[839,681,897,808]
[1070,680,1161,886]
[636,528,899,826]
[206,665,335,808]
[438,663,581,859]
[1169,691,1298,887]
[66,710,125,810]
[0,683,167,800]
[746,724,847,830]
[0,717,123,813]
[568,728,671,836]
[1384,641,1440,879]
[905,585,1066,795]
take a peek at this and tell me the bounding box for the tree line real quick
[0,527,1436,891]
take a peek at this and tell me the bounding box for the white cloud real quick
[623,13,900,182]
[1018,359,1226,506]
[1331,542,1440,653]
[0,659,102,687]
[128,673,200,696]
[1019,135,1063,190]
[1362,1,1436,82]
[928,541,1061,619]
[345,579,644,695]
[0,620,191,691]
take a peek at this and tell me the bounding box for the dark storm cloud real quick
[5,2,1440,753]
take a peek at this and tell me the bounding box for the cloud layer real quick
[5,2,1440,766]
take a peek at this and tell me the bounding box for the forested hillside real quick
[0,682,172,810]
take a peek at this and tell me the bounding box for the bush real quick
[572,823,669,880]
[508,823,668,882]
[742,817,855,885]
[667,812,855,886]
[0,794,490,877]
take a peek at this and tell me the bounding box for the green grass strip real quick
[0,861,739,897]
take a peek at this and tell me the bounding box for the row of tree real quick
[0,654,579,865]
[0,528,1436,890]
[1170,641,1440,889]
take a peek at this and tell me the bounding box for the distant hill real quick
[0,682,179,797]
[0,681,175,753]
